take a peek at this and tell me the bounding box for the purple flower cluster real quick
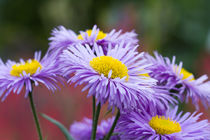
[0,25,209,140]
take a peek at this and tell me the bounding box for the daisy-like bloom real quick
[59,42,160,111]
[77,25,138,47]
[145,52,210,109]
[48,25,138,56]
[70,117,119,140]
[0,51,62,101]
[116,106,210,140]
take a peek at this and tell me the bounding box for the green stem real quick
[104,110,120,140]
[29,91,43,140]
[92,96,95,121]
[92,96,96,138]
[91,103,101,140]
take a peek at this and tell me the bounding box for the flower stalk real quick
[92,96,96,122]
[104,110,120,140]
[91,103,101,140]
[29,91,43,140]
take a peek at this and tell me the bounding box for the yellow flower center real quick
[180,68,195,81]
[89,56,129,80]
[149,115,181,135]
[10,59,42,77]
[78,30,107,41]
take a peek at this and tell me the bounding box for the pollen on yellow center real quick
[140,73,150,77]
[180,68,195,81]
[149,115,181,135]
[139,69,150,77]
[10,59,42,77]
[89,56,129,80]
[78,30,107,41]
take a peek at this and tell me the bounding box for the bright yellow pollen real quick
[89,56,129,80]
[78,30,107,41]
[180,68,195,81]
[10,59,42,77]
[149,115,181,135]
[138,69,150,78]
[140,73,150,77]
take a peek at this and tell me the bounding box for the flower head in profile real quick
[48,25,138,56]
[77,25,138,47]
[0,51,62,100]
[116,106,210,140]
[145,52,210,109]
[59,42,159,111]
[70,117,119,140]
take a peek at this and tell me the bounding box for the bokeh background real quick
[0,0,210,139]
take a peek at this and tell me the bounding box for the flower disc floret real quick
[10,59,42,77]
[149,115,181,135]
[78,29,107,41]
[180,68,195,81]
[89,56,129,80]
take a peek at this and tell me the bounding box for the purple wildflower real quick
[48,25,138,56]
[59,42,160,111]
[70,117,119,140]
[145,52,210,109]
[0,51,62,100]
[117,106,210,140]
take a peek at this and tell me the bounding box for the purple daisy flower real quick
[48,25,138,56]
[0,51,62,101]
[59,42,161,111]
[48,26,79,56]
[70,117,119,140]
[77,25,138,47]
[116,106,210,140]
[145,52,210,109]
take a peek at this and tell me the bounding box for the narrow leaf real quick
[104,109,112,117]
[41,113,74,140]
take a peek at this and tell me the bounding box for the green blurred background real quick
[0,0,209,139]
[1,0,210,69]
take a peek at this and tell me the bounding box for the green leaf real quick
[41,113,74,140]
[104,109,112,117]
[112,132,120,136]
[44,136,48,140]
